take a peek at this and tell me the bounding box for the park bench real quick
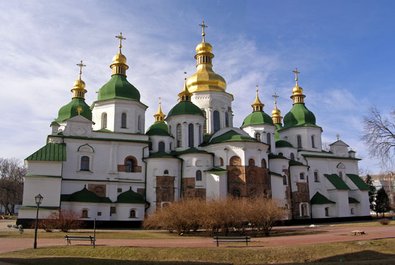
[351,230,366,236]
[213,235,251,247]
[64,235,96,246]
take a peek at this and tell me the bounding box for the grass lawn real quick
[0,238,394,265]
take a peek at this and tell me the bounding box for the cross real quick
[184,71,187,80]
[115,32,126,52]
[336,134,340,141]
[293,68,300,83]
[158,97,162,105]
[76,60,86,80]
[272,92,279,106]
[256,84,259,94]
[199,20,208,42]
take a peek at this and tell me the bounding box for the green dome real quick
[56,98,92,122]
[98,74,140,101]
[275,140,294,148]
[61,186,111,203]
[167,101,204,118]
[117,187,145,204]
[242,111,273,127]
[146,121,170,136]
[283,103,316,128]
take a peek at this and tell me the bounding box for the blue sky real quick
[0,0,394,174]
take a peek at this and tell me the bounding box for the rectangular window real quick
[325,207,329,217]
[300,172,305,180]
[311,135,316,148]
[110,207,116,216]
[97,212,102,216]
[297,135,302,148]
[314,172,319,182]
[117,188,122,193]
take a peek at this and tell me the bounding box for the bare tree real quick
[0,158,25,215]
[362,107,395,166]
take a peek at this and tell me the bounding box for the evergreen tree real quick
[375,188,390,217]
[365,175,376,211]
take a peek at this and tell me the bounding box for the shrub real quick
[39,210,82,232]
[379,218,390,225]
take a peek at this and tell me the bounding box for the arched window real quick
[124,156,138,173]
[80,156,90,171]
[337,163,346,179]
[213,110,220,132]
[81,209,88,218]
[198,124,202,145]
[129,209,136,218]
[219,157,224,166]
[311,135,316,148]
[261,159,267,168]
[290,153,295,160]
[176,124,182,147]
[299,172,305,180]
[255,132,261,141]
[225,112,229,127]
[230,156,241,166]
[196,170,202,181]
[325,207,329,217]
[314,171,319,182]
[266,133,271,145]
[188,123,194,147]
[297,135,302,148]
[300,203,309,217]
[101,113,107,129]
[158,141,165,152]
[248,158,255,166]
[164,169,169,175]
[350,208,355,215]
[121,113,127,128]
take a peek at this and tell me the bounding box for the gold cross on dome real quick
[199,20,208,42]
[115,32,126,52]
[272,92,279,105]
[293,68,300,83]
[256,84,259,94]
[76,60,86,80]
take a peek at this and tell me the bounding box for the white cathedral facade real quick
[18,27,370,227]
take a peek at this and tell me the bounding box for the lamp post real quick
[33,194,43,249]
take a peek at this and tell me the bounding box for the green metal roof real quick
[55,98,92,122]
[26,143,66,161]
[61,186,112,203]
[241,111,273,127]
[283,103,317,128]
[148,151,176,158]
[205,167,227,172]
[172,147,211,155]
[311,192,336,204]
[324,174,350,190]
[98,74,140,101]
[346,174,370,191]
[167,101,204,118]
[349,197,360,204]
[276,140,294,148]
[146,121,170,136]
[209,130,257,144]
[289,160,305,166]
[117,187,145,204]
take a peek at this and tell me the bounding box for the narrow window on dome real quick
[188,123,194,147]
[158,141,165,152]
[297,135,302,148]
[101,113,107,129]
[121,113,127,128]
[311,135,316,148]
[213,110,220,132]
[176,124,182,147]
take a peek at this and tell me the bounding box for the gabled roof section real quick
[61,186,111,203]
[172,147,211,156]
[289,159,306,166]
[329,139,349,147]
[117,187,145,204]
[349,197,360,204]
[209,129,257,144]
[311,192,336,204]
[26,143,66,161]
[346,174,370,191]
[324,174,350,190]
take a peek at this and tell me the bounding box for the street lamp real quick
[33,194,43,249]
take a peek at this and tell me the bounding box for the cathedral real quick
[18,24,370,227]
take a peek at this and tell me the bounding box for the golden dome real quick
[290,68,305,104]
[112,52,127,65]
[251,87,264,112]
[271,93,282,124]
[186,21,227,93]
[154,98,166,122]
[71,61,87,99]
